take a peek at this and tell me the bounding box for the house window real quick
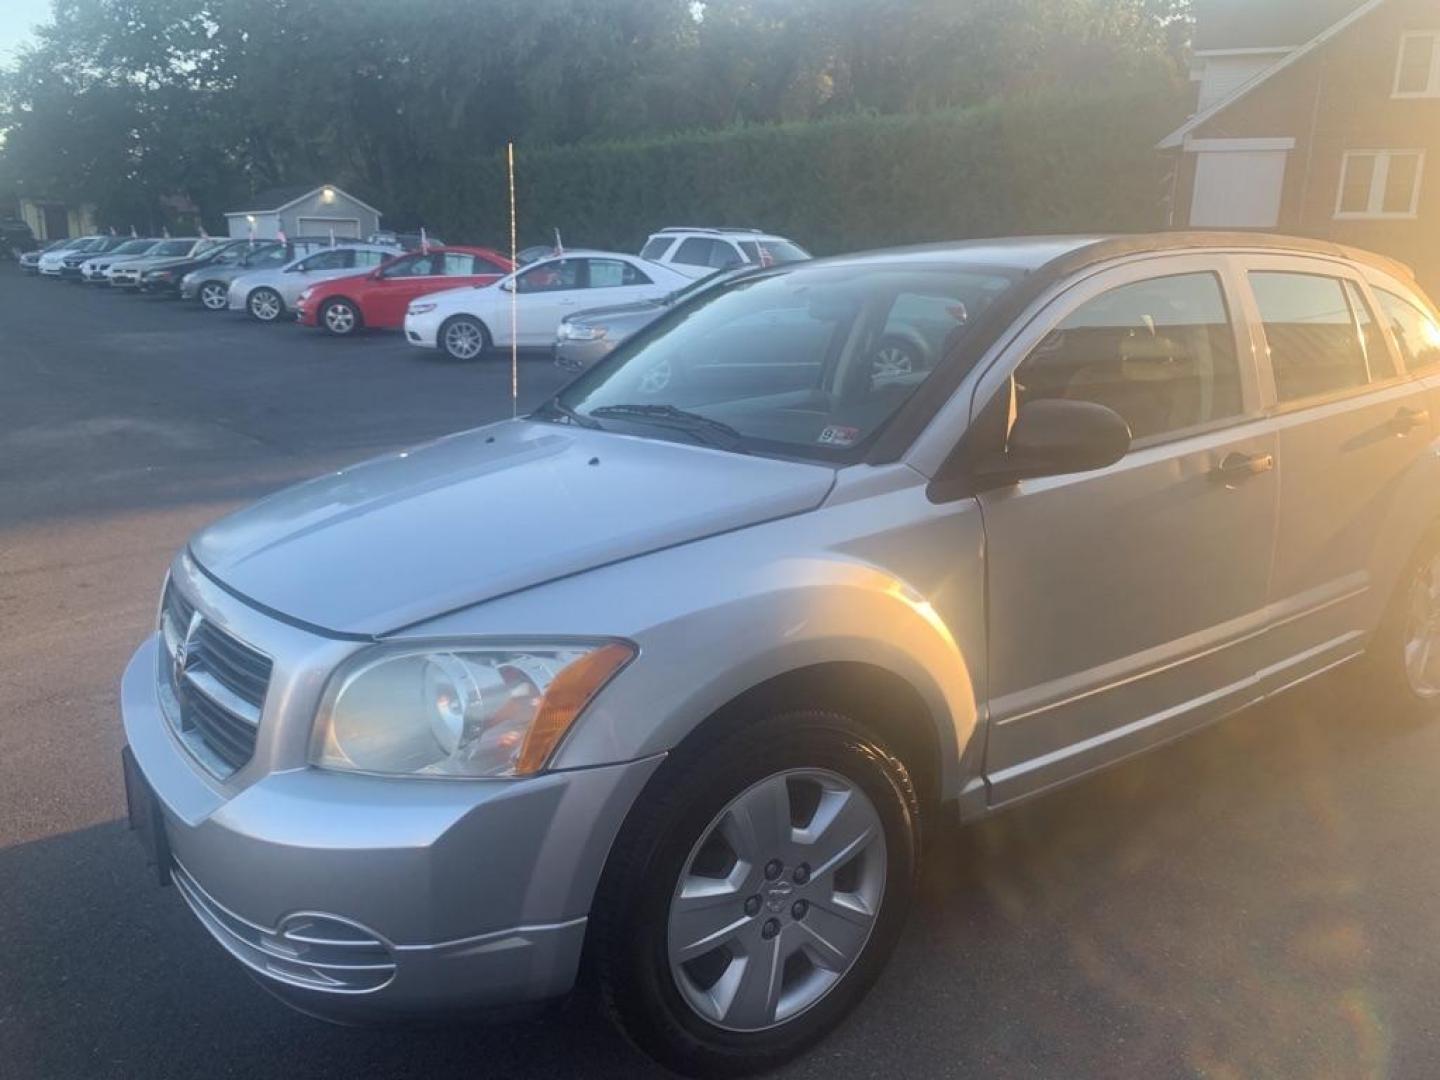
[1393,31,1440,97]
[1335,150,1425,218]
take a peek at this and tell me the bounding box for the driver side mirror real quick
[975,399,1131,487]
[499,279,515,292]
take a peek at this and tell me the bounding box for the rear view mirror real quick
[978,399,1130,486]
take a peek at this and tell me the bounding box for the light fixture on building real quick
[246,214,256,224]
[322,187,336,204]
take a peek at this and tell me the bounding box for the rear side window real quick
[587,259,652,287]
[672,237,719,267]
[352,250,386,268]
[1376,288,1440,371]
[442,253,478,275]
[298,250,348,271]
[640,237,674,261]
[1250,272,1370,403]
[1016,272,1242,443]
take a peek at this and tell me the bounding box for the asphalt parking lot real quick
[5,263,1440,1079]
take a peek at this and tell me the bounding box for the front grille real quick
[160,579,271,775]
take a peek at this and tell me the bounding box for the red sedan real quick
[296,245,512,336]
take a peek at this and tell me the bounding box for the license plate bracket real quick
[122,746,172,887]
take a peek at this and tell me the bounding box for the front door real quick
[974,256,1279,806]
[1238,257,1436,670]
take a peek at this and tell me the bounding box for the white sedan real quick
[403,250,689,360]
[226,243,396,322]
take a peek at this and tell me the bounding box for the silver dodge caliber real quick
[122,233,1440,1076]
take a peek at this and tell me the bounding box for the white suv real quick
[639,227,809,279]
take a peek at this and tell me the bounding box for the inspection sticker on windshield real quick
[817,425,861,447]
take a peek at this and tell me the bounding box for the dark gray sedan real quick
[554,269,739,372]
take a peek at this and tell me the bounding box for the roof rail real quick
[656,226,766,235]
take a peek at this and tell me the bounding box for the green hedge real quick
[414,87,1186,256]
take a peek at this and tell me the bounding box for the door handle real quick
[1391,406,1431,434]
[1211,451,1275,483]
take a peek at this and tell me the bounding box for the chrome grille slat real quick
[158,579,271,775]
[191,620,270,703]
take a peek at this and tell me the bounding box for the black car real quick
[138,238,252,296]
[1,219,37,260]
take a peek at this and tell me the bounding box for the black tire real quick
[1363,529,1440,719]
[592,710,920,1078]
[246,286,284,323]
[320,297,362,337]
[438,315,490,361]
[198,280,229,311]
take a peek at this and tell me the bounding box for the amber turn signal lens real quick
[515,642,635,774]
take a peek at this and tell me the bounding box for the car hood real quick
[116,254,190,272]
[565,297,667,326]
[190,420,835,635]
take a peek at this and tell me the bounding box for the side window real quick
[1345,281,1397,379]
[586,258,652,288]
[1016,272,1242,443]
[640,237,674,261]
[1376,288,1440,371]
[352,250,386,269]
[442,253,477,275]
[672,237,718,268]
[515,258,583,293]
[1251,272,1370,402]
[298,250,347,272]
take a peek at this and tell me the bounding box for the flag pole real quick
[508,141,518,419]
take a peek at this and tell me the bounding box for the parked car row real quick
[20,223,812,369]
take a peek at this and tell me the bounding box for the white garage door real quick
[1190,145,1290,228]
[297,217,361,239]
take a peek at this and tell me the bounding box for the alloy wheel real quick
[1403,553,1440,698]
[324,301,357,335]
[200,282,229,310]
[249,288,282,322]
[443,319,485,360]
[666,768,886,1033]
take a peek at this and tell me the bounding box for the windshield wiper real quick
[532,398,602,429]
[588,403,746,451]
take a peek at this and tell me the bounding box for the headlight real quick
[311,641,634,779]
[298,287,314,301]
[408,302,437,316]
[147,270,173,281]
[559,323,607,342]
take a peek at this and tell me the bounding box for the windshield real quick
[151,240,193,256]
[553,263,1020,461]
[111,240,156,254]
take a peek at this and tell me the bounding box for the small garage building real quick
[224,184,381,241]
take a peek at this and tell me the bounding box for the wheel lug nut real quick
[791,899,808,920]
[744,895,762,917]
[761,918,780,940]
[793,863,810,885]
[764,859,783,881]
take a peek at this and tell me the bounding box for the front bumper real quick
[403,310,442,348]
[110,271,142,288]
[121,630,661,1021]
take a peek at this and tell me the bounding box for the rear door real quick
[1237,255,1433,671]
[974,255,1279,805]
[363,252,442,326]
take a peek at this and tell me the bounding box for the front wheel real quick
[439,315,490,361]
[321,298,361,336]
[198,281,229,311]
[247,286,284,322]
[593,711,919,1077]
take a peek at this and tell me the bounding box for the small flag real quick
[199,223,209,239]
[420,226,429,254]
[329,227,336,247]
[553,228,563,255]
[248,218,256,246]
[130,225,137,238]
[162,226,170,239]
[277,227,288,244]
[108,226,116,236]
